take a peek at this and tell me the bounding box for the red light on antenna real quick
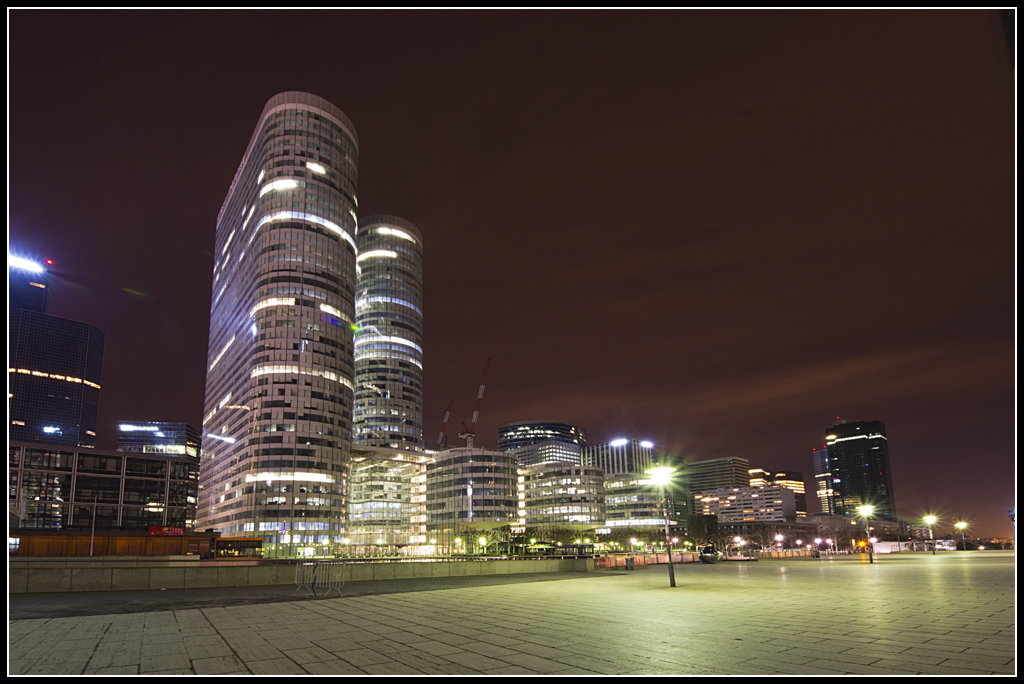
[46,259,54,265]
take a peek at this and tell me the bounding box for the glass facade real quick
[200,92,359,555]
[498,420,586,453]
[522,463,605,529]
[9,442,199,530]
[825,420,897,521]
[352,215,424,450]
[9,309,104,448]
[117,421,200,457]
[426,448,519,549]
[581,439,654,475]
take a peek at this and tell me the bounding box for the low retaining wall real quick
[8,556,593,594]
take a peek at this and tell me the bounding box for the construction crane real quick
[435,400,455,450]
[458,358,491,448]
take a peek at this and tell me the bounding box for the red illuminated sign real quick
[149,526,185,536]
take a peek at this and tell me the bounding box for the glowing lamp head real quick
[924,515,938,525]
[955,521,968,530]
[609,438,628,447]
[857,505,875,517]
[645,466,676,486]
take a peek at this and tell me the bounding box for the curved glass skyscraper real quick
[199,92,358,555]
[353,215,424,449]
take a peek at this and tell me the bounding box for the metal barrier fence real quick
[294,560,346,597]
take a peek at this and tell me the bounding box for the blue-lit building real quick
[8,254,105,448]
[352,215,424,450]
[825,420,897,522]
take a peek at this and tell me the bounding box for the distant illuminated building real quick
[811,445,836,514]
[117,422,201,457]
[510,439,581,467]
[748,468,772,487]
[602,473,665,528]
[521,463,605,529]
[825,420,897,521]
[582,438,654,475]
[353,215,424,450]
[695,485,796,524]
[199,92,358,553]
[426,448,519,552]
[498,420,586,452]
[688,457,750,494]
[9,254,105,448]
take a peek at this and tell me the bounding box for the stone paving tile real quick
[438,649,508,671]
[280,646,339,664]
[192,655,247,675]
[299,659,367,675]
[139,652,192,673]
[83,665,140,674]
[246,657,308,674]
[494,652,573,673]
[332,647,398,667]
[360,661,429,675]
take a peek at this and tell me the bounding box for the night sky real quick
[9,11,1015,537]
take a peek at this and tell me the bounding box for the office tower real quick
[9,255,104,448]
[117,421,201,457]
[426,448,519,553]
[771,471,806,518]
[9,254,49,315]
[498,420,587,452]
[811,445,835,514]
[825,420,897,521]
[510,439,582,467]
[352,215,424,450]
[687,457,751,495]
[582,438,654,475]
[522,463,605,529]
[748,468,772,487]
[199,92,358,554]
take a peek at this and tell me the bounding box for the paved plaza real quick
[8,551,1015,675]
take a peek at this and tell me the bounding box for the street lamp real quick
[955,521,968,551]
[924,516,938,555]
[857,505,875,563]
[645,465,677,588]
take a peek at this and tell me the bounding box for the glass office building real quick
[199,92,359,554]
[825,420,897,521]
[10,441,200,530]
[352,215,424,450]
[498,420,586,453]
[9,255,105,449]
[117,421,200,457]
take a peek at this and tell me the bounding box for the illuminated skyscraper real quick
[811,445,836,514]
[498,420,586,467]
[8,255,104,448]
[825,420,897,521]
[199,92,359,554]
[352,215,424,450]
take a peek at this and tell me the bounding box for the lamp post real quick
[955,521,968,551]
[645,466,677,588]
[857,505,875,563]
[924,516,937,555]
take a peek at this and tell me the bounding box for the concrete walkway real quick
[8,551,1016,675]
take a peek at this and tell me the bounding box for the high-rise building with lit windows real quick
[825,420,897,521]
[352,215,424,450]
[498,420,586,467]
[581,438,654,475]
[811,445,836,514]
[8,254,104,448]
[199,92,359,555]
